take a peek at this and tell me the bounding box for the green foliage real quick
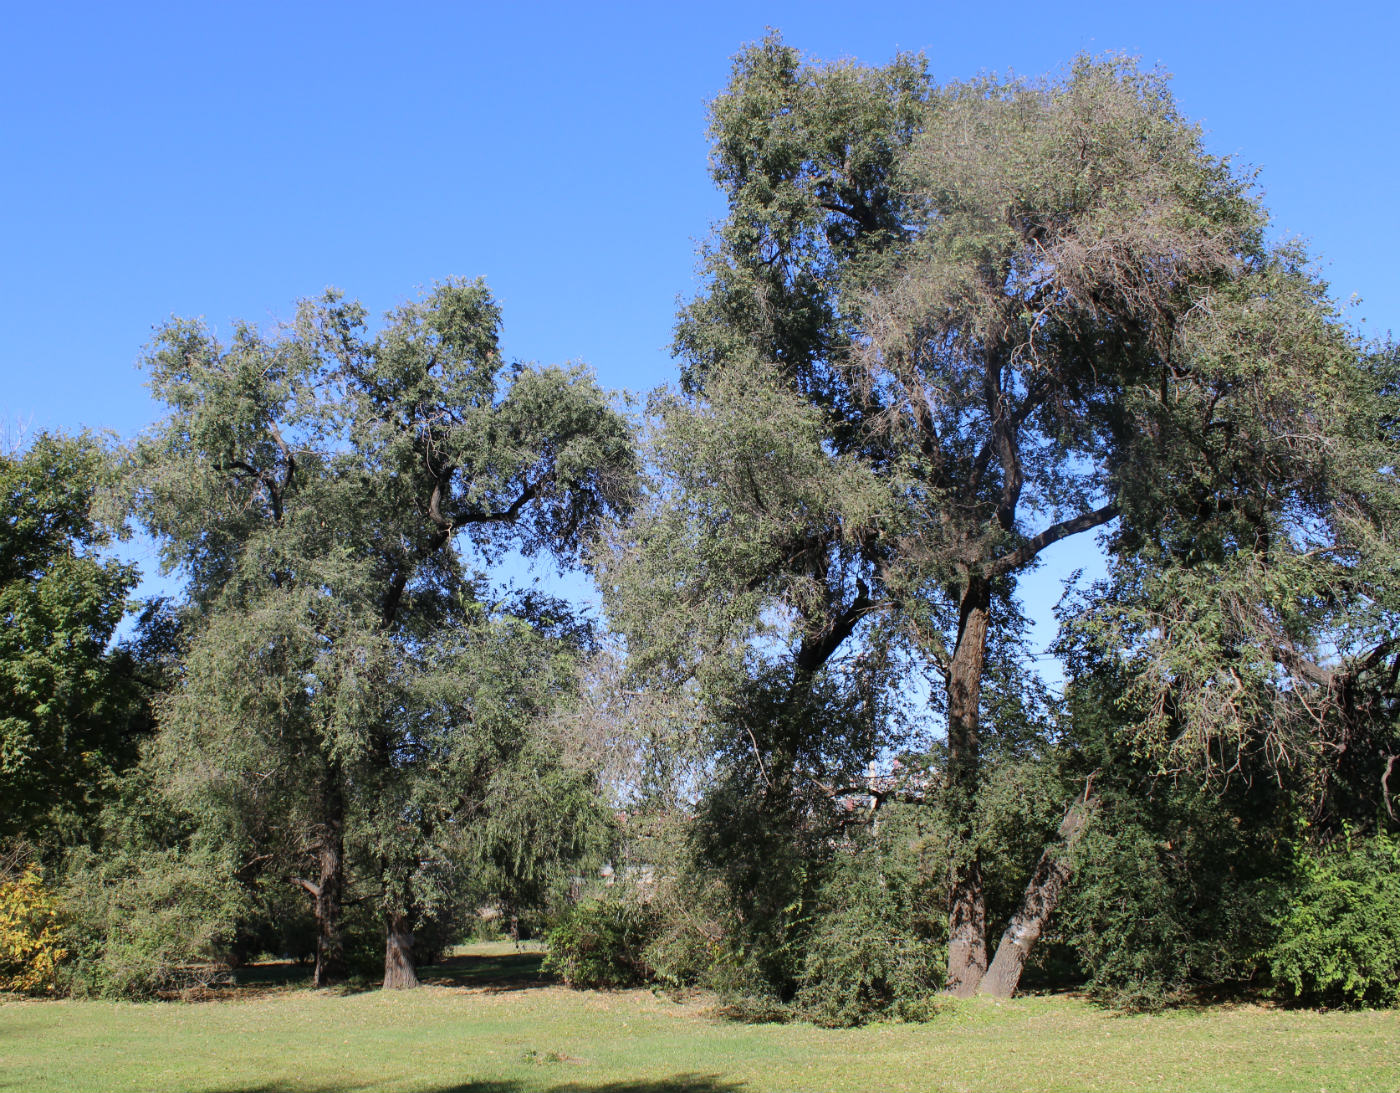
[793,814,943,1027]
[1268,835,1400,1008]
[1063,267,1400,803]
[56,767,252,998]
[61,842,250,998]
[613,31,1383,1005]
[622,789,953,1026]
[1052,670,1297,1009]
[131,278,635,984]
[0,432,145,842]
[1059,791,1289,1010]
[20,36,1394,1015]
[543,887,659,988]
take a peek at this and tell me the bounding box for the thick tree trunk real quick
[382,911,419,989]
[312,775,346,988]
[945,575,991,996]
[978,785,1098,998]
[948,859,988,996]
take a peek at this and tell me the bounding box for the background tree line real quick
[3,36,1398,1019]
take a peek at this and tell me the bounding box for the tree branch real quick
[795,579,875,673]
[215,457,286,522]
[426,466,456,531]
[818,198,876,232]
[268,423,296,500]
[453,477,541,527]
[986,502,1119,578]
[292,876,321,899]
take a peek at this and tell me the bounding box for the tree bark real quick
[382,911,419,990]
[948,858,988,996]
[977,785,1098,998]
[945,575,991,996]
[312,773,347,988]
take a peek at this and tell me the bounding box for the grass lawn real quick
[2,942,1396,1093]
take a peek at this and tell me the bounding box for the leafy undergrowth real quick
[1,942,1396,1093]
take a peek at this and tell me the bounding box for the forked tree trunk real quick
[945,575,992,996]
[977,785,1098,998]
[383,911,419,990]
[311,776,347,988]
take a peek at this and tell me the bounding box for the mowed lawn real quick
[2,943,1396,1093]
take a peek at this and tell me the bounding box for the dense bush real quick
[1046,668,1300,1009]
[792,823,942,1027]
[1057,780,1291,1010]
[61,843,251,998]
[543,887,659,988]
[1267,834,1400,1007]
[57,771,253,998]
[0,858,67,994]
[620,795,949,1026]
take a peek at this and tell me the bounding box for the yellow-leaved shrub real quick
[0,865,67,993]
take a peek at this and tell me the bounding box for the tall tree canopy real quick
[136,280,636,987]
[609,37,1396,998]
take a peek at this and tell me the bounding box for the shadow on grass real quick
[419,949,555,991]
[226,948,555,995]
[444,1079,744,1092]
[195,1077,742,1093]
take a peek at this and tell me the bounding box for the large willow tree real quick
[615,38,1395,998]
[137,281,635,988]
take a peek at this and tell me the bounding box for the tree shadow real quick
[194,1077,743,1093]
[216,964,378,998]
[222,948,556,996]
[226,962,315,990]
[440,1079,743,1093]
[418,948,555,991]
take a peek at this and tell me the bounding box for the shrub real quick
[543,888,658,988]
[0,862,67,994]
[1267,834,1400,1008]
[1056,776,1290,1010]
[792,824,942,1027]
[793,884,940,1026]
[61,843,250,999]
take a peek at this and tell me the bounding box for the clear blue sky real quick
[5,1,1396,656]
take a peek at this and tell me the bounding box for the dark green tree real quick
[0,432,148,846]
[136,279,635,988]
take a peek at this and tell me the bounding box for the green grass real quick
[2,942,1396,1093]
